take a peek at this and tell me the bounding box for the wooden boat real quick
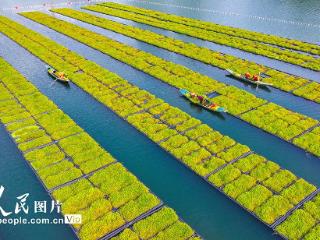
[47,66,70,83]
[180,89,227,113]
[226,69,273,86]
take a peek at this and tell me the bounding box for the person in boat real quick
[252,75,259,81]
[201,98,209,106]
[190,92,196,98]
[197,95,204,104]
[58,72,66,79]
[245,72,251,79]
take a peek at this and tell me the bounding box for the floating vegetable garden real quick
[276,192,320,239]
[0,57,198,240]
[53,6,320,103]
[90,2,320,71]
[16,12,320,157]
[0,15,319,240]
[96,2,320,56]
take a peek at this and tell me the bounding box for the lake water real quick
[0,0,319,239]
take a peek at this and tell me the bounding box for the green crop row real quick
[241,103,318,141]
[293,125,320,157]
[18,11,320,157]
[293,81,320,103]
[240,103,320,156]
[111,208,196,240]
[1,16,317,238]
[51,165,199,240]
[53,164,162,240]
[0,57,114,189]
[0,57,197,240]
[208,153,317,225]
[276,193,320,239]
[97,2,320,56]
[89,3,320,71]
[53,7,320,103]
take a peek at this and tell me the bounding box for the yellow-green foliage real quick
[263,170,297,193]
[16,11,320,156]
[90,2,320,71]
[54,7,320,102]
[255,195,293,224]
[276,210,316,239]
[0,58,196,240]
[241,103,318,142]
[237,185,272,211]
[304,224,320,240]
[0,17,317,239]
[293,126,320,157]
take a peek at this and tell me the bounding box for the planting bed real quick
[87,2,320,71]
[0,57,198,240]
[240,103,320,156]
[64,6,320,103]
[18,11,320,157]
[275,192,320,240]
[0,16,318,239]
[108,207,199,240]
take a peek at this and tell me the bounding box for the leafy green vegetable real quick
[276,209,316,239]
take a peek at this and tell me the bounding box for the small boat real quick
[180,89,227,113]
[226,69,273,86]
[47,66,70,83]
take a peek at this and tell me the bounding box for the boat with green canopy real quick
[180,89,227,113]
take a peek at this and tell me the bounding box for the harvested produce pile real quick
[0,58,198,240]
[0,16,318,239]
[18,11,320,157]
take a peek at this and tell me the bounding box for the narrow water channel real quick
[6,13,320,186]
[0,33,279,240]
